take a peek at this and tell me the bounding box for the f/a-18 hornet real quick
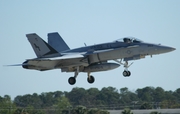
[11,32,175,85]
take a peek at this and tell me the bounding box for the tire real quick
[123,71,128,77]
[127,71,131,76]
[68,77,76,85]
[87,76,95,84]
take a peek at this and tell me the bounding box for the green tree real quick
[71,105,87,114]
[173,88,180,101]
[87,108,110,114]
[14,93,43,108]
[31,93,42,108]
[164,90,176,101]
[14,95,25,107]
[0,95,16,114]
[66,87,88,106]
[8,86,180,112]
[86,88,100,106]
[56,96,71,114]
[87,108,100,114]
[99,110,110,114]
[121,108,133,114]
[97,87,119,106]
[119,87,138,105]
[14,108,28,114]
[136,87,154,102]
[154,87,165,102]
[40,92,54,107]
[14,107,46,114]
[140,102,152,109]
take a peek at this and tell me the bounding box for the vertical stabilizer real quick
[26,33,60,58]
[48,32,70,52]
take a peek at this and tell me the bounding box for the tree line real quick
[0,86,180,114]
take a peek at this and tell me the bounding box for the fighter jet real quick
[10,33,175,85]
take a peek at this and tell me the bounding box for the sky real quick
[0,1,180,100]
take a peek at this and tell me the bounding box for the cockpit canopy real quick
[114,37,143,43]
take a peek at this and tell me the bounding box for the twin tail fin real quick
[26,33,60,58]
[48,32,70,52]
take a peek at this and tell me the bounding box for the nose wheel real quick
[123,70,131,77]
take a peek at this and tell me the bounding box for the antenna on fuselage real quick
[84,43,87,46]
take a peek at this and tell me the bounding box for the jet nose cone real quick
[165,46,176,52]
[160,46,176,53]
[170,47,176,51]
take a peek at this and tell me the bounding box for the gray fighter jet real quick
[11,32,175,85]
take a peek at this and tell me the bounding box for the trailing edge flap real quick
[26,33,60,58]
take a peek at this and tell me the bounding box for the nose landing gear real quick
[122,61,132,77]
[114,59,133,77]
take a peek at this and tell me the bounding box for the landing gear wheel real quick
[123,71,131,77]
[87,76,95,84]
[123,71,128,77]
[127,71,131,76]
[68,77,76,85]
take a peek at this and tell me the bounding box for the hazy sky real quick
[0,1,179,99]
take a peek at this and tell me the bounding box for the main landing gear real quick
[68,67,95,85]
[114,59,133,77]
[87,72,95,84]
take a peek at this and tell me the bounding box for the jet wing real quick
[25,53,87,70]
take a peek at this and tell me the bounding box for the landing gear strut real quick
[68,67,79,85]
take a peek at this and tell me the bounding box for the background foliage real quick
[1,86,180,114]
